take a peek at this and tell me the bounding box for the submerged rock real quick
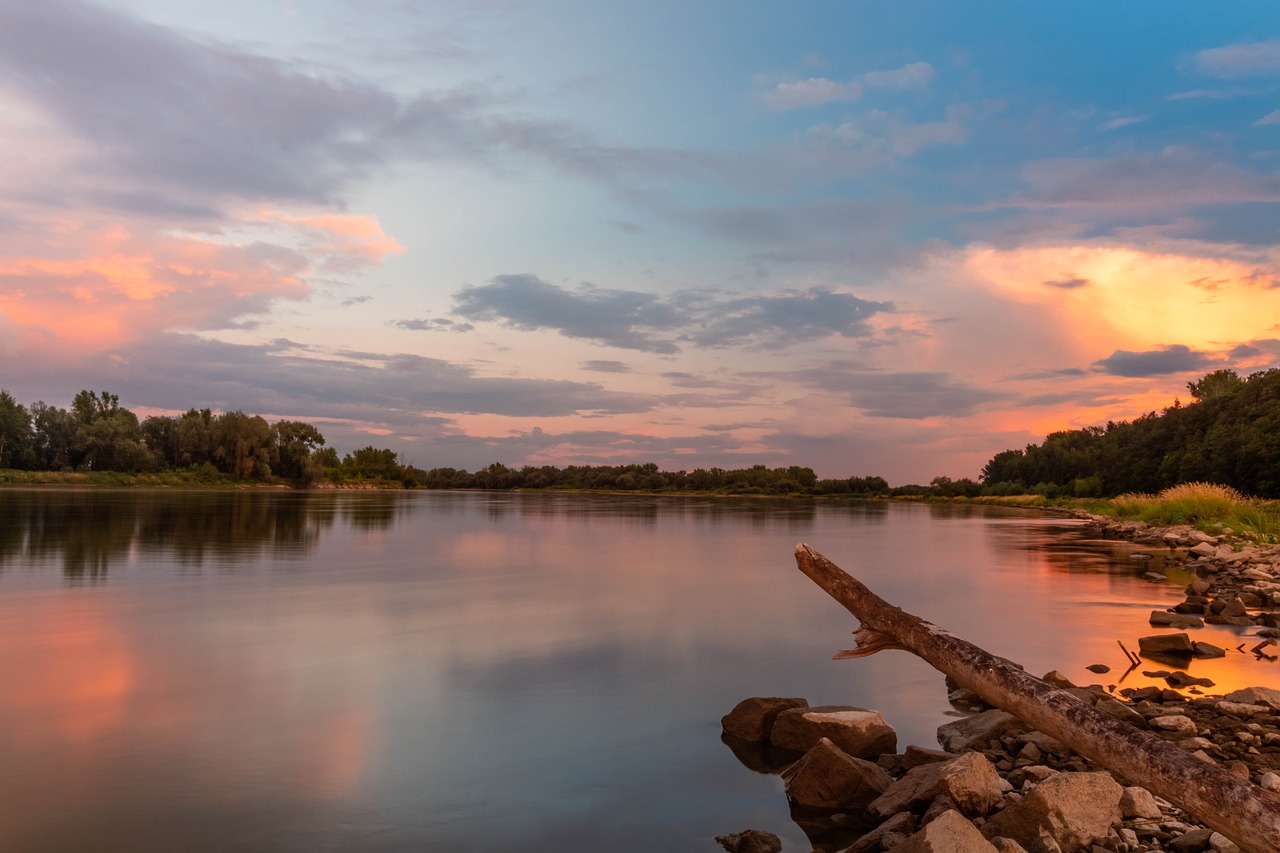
[720,696,809,742]
[714,829,782,853]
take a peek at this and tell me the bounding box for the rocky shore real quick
[716,515,1280,853]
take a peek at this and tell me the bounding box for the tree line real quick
[0,388,890,494]
[979,368,1280,498]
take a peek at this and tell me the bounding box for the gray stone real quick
[937,710,1028,753]
[895,809,1000,853]
[1208,832,1242,853]
[1216,701,1268,717]
[1150,714,1198,734]
[980,772,1123,853]
[721,696,808,742]
[1150,611,1205,628]
[869,751,1005,819]
[781,737,892,809]
[770,705,897,758]
[1169,827,1214,853]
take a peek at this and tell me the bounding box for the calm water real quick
[0,489,1273,852]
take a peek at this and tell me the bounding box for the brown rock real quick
[781,737,892,809]
[1138,633,1194,656]
[1224,686,1280,710]
[770,705,897,758]
[895,809,999,853]
[715,829,782,853]
[869,751,1005,819]
[848,811,918,853]
[937,709,1028,753]
[1119,786,1162,819]
[720,696,809,742]
[980,771,1123,853]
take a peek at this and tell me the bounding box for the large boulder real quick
[782,737,892,809]
[980,771,1122,853]
[1225,686,1280,711]
[937,710,1028,753]
[771,705,897,759]
[868,751,1004,819]
[894,809,999,853]
[721,696,809,742]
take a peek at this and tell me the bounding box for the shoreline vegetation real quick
[1,369,1279,539]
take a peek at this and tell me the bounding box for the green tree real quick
[0,390,31,468]
[1188,369,1244,402]
[270,420,326,482]
[29,402,75,470]
[210,411,272,479]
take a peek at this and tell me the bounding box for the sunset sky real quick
[3,1,1280,483]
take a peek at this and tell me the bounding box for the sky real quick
[2,1,1280,483]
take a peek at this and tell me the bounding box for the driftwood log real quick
[794,543,1280,853]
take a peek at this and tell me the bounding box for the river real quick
[0,489,1270,851]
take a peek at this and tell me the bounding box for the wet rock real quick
[1193,641,1226,658]
[714,829,782,853]
[770,705,897,759]
[1085,664,1110,674]
[1166,671,1214,689]
[895,809,999,853]
[782,737,892,809]
[868,751,1005,819]
[1139,633,1195,656]
[938,710,1029,753]
[1150,611,1205,628]
[721,696,809,742]
[980,772,1123,853]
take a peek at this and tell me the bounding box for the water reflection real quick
[0,490,1274,852]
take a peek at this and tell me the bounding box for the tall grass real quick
[1106,482,1280,542]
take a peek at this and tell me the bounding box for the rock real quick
[770,705,897,758]
[1041,671,1076,688]
[1150,611,1205,628]
[895,809,1000,853]
[1166,671,1214,689]
[989,839,1031,853]
[937,710,1029,753]
[1150,714,1198,734]
[1216,701,1268,718]
[1138,633,1194,656]
[903,744,958,769]
[1190,542,1217,558]
[721,696,808,742]
[980,772,1123,853]
[848,811,918,853]
[782,737,892,809]
[1224,686,1280,711]
[869,751,1005,819]
[1168,827,1214,852]
[1193,642,1226,658]
[1085,664,1110,674]
[714,829,782,853]
[1219,598,1248,618]
[1260,771,1280,792]
[1119,786,1162,819]
[1208,831,1242,853]
[1095,697,1146,727]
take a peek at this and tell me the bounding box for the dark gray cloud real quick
[1092,345,1214,377]
[396,317,474,332]
[450,274,892,352]
[783,365,1007,419]
[1043,278,1089,290]
[1005,367,1088,380]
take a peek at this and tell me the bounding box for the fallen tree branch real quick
[794,543,1280,853]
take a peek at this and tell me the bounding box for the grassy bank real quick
[970,482,1280,543]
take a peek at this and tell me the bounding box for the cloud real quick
[1091,345,1214,377]
[1003,148,1280,213]
[1257,110,1280,127]
[1194,39,1280,78]
[1042,278,1090,290]
[862,61,935,90]
[1098,115,1148,131]
[762,77,863,109]
[788,365,1007,419]
[580,360,631,373]
[805,104,971,159]
[759,61,934,109]
[449,274,893,352]
[395,318,473,332]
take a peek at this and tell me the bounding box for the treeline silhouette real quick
[980,368,1280,498]
[0,388,889,494]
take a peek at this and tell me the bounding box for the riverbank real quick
[717,513,1280,852]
